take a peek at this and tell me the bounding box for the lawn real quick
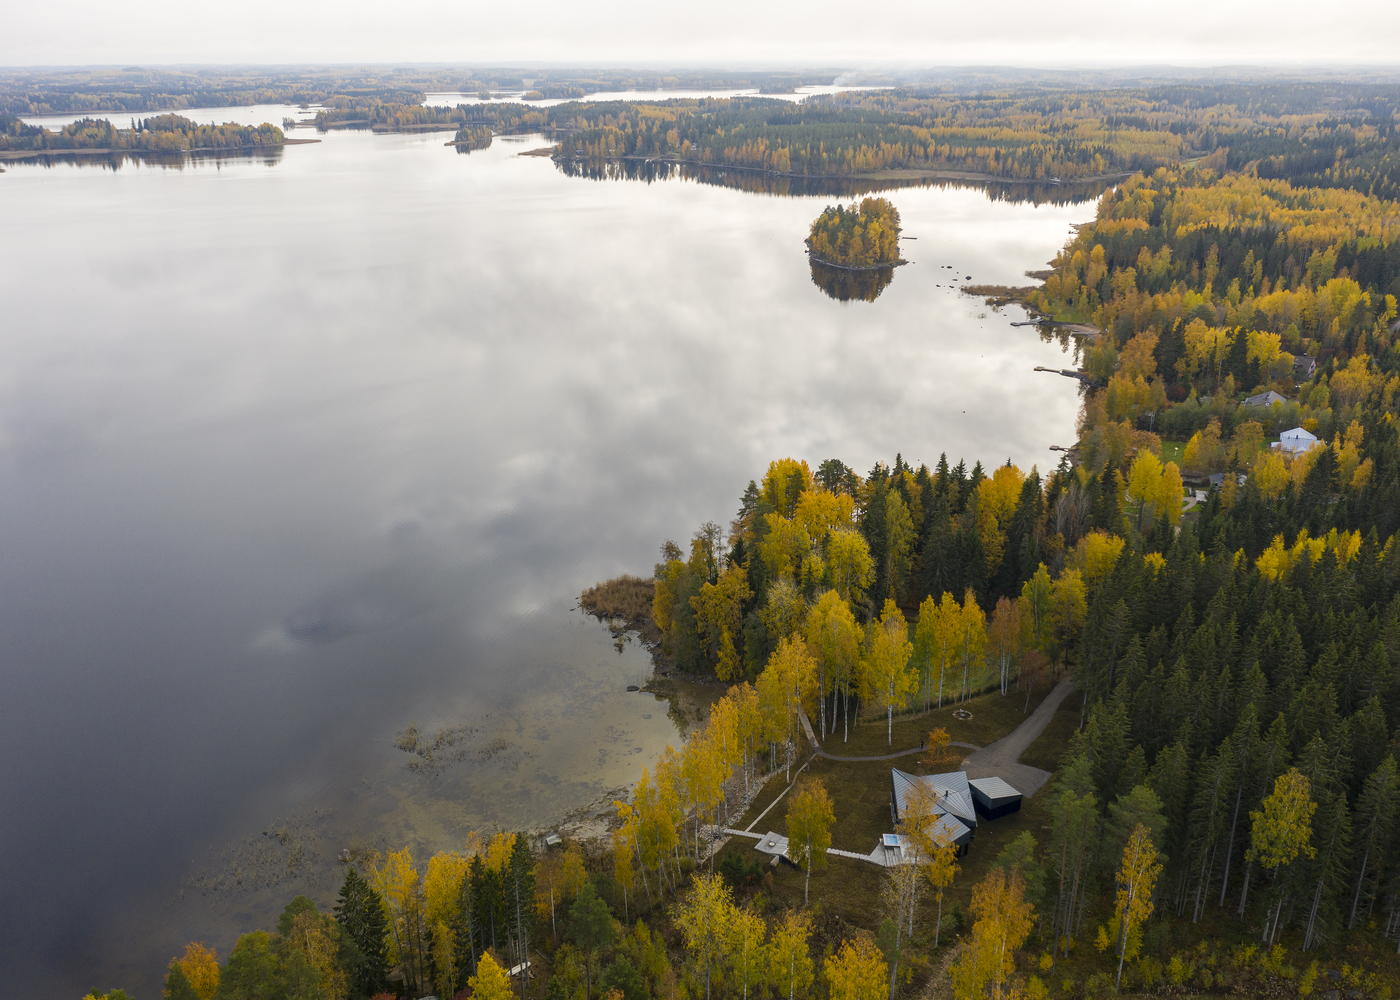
[726,682,1073,919]
[700,681,1088,999]
[1019,688,1082,772]
[819,684,1052,758]
[1160,438,1187,465]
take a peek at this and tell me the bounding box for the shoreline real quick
[848,167,1134,186]
[808,253,908,272]
[962,284,1103,336]
[557,151,1132,187]
[0,138,317,161]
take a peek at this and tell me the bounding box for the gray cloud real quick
[4,0,1399,67]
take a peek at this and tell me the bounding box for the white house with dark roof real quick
[1273,426,1319,455]
[1244,390,1286,408]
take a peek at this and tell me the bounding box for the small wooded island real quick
[0,113,285,155]
[806,197,903,269]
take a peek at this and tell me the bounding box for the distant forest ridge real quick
[0,66,850,116]
[10,70,1400,194]
[437,83,1400,188]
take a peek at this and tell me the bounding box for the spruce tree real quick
[862,470,889,611]
[919,495,954,601]
[932,453,951,503]
[455,858,480,983]
[1349,757,1400,928]
[949,459,968,514]
[1296,735,1354,950]
[334,867,389,998]
[1154,318,1186,385]
[995,471,1043,599]
[507,834,537,986]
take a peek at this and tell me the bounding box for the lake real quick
[0,120,1094,997]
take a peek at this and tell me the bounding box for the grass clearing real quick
[716,681,1079,995]
[731,685,1066,868]
[822,685,1051,758]
[1019,688,1081,772]
[1160,438,1187,466]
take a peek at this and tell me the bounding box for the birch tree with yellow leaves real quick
[367,848,428,995]
[423,850,469,997]
[676,873,735,1000]
[613,799,642,917]
[807,589,860,740]
[469,952,514,1000]
[767,912,814,1000]
[825,937,888,1000]
[955,587,987,704]
[732,682,765,793]
[986,597,1022,696]
[1126,450,1184,531]
[286,909,350,1000]
[864,599,914,745]
[902,781,960,947]
[634,766,679,901]
[951,868,1034,1000]
[1050,569,1087,653]
[1018,565,1054,660]
[932,592,962,709]
[1249,768,1317,948]
[1113,823,1162,989]
[728,905,768,1000]
[827,529,874,606]
[761,636,817,776]
[786,778,835,905]
[691,565,751,681]
[173,942,219,1000]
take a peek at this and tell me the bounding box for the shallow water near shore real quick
[0,122,1093,997]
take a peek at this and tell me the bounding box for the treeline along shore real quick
[0,113,287,158]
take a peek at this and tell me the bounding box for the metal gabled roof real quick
[891,768,977,827]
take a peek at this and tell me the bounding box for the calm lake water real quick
[0,120,1093,998]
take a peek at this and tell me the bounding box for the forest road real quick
[959,677,1074,797]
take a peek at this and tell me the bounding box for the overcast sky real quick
[5,0,1400,69]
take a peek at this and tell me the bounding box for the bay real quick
[0,123,1092,997]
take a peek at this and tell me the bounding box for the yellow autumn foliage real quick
[1256,528,1363,581]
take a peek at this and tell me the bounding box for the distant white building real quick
[1273,426,1319,455]
[1244,390,1286,408]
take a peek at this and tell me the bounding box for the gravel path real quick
[798,709,981,762]
[814,741,981,762]
[791,677,1072,795]
[958,677,1074,797]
